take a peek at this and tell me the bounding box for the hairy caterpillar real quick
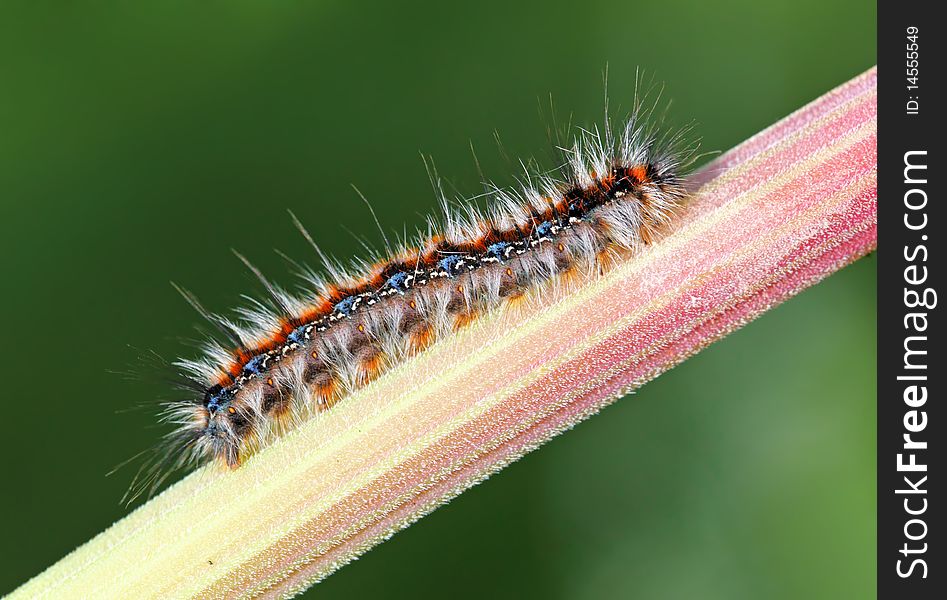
[134,96,697,499]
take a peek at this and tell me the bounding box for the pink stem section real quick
[14,67,876,600]
[260,68,877,597]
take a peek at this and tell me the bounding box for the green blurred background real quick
[0,1,875,597]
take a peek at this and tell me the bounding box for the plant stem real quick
[14,67,877,600]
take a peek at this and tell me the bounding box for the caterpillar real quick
[135,96,697,499]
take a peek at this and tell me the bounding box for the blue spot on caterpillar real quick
[485,241,511,262]
[436,254,466,275]
[332,296,357,316]
[384,271,412,293]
